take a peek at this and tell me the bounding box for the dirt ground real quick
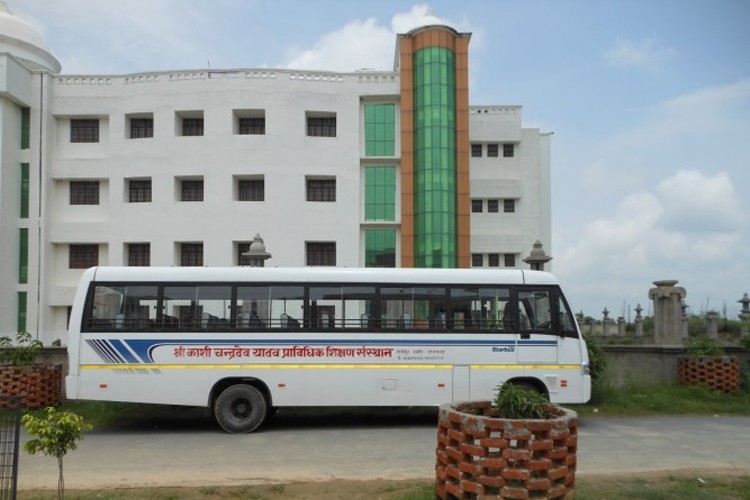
[18,470,750,500]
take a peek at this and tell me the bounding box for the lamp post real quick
[241,233,272,267]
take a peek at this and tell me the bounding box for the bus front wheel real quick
[214,384,268,433]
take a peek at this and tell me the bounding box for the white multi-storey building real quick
[0,3,551,343]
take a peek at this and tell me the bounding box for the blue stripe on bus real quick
[95,338,558,364]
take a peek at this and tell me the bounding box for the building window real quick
[128,179,152,203]
[488,253,500,267]
[504,199,515,213]
[21,107,30,149]
[238,179,264,201]
[70,181,100,205]
[307,115,336,137]
[504,253,516,267]
[306,242,336,266]
[17,291,27,333]
[182,117,204,136]
[19,228,28,284]
[127,243,150,266]
[487,144,499,157]
[20,163,29,218]
[306,178,336,202]
[237,242,252,266]
[503,143,515,157]
[181,243,203,266]
[471,144,482,157]
[471,199,483,213]
[471,254,483,267]
[70,119,99,143]
[365,229,396,268]
[69,244,99,269]
[130,118,153,139]
[364,166,396,221]
[487,199,499,213]
[364,103,395,156]
[181,180,204,201]
[238,117,265,135]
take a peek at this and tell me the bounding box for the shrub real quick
[686,336,723,357]
[583,333,608,384]
[494,382,548,419]
[0,331,43,366]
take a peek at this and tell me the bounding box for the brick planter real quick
[677,355,741,394]
[436,400,577,499]
[0,364,63,408]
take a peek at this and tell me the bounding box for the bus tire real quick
[214,384,267,434]
[508,380,548,400]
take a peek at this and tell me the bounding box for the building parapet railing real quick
[55,68,400,86]
[469,106,521,115]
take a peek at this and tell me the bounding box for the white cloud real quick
[604,38,675,69]
[283,17,394,72]
[283,4,479,72]
[656,170,744,233]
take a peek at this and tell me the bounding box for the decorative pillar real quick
[617,316,626,336]
[705,311,719,340]
[681,300,689,339]
[241,233,272,267]
[634,304,644,338]
[522,240,552,271]
[602,307,610,337]
[648,280,687,345]
[738,293,750,334]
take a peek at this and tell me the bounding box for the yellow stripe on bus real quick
[471,364,581,370]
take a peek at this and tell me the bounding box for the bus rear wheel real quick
[214,384,267,433]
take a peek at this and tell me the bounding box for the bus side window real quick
[269,286,304,329]
[518,290,553,331]
[558,295,578,337]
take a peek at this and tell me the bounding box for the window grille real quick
[306,179,336,202]
[130,118,153,139]
[307,116,336,137]
[181,180,204,201]
[69,244,98,269]
[306,242,336,266]
[129,180,152,203]
[181,243,203,266]
[128,243,150,266]
[70,119,99,143]
[238,117,265,135]
[238,179,264,201]
[70,181,99,205]
[182,118,204,136]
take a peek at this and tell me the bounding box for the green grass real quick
[569,380,750,417]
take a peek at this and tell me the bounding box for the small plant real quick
[739,334,750,352]
[686,336,724,357]
[494,383,548,419]
[583,333,609,385]
[0,331,43,366]
[22,407,92,500]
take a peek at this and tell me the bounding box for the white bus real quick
[66,266,591,433]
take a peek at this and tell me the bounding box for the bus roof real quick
[82,266,561,286]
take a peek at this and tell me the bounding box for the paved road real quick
[16,410,750,490]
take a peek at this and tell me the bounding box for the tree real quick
[21,407,92,499]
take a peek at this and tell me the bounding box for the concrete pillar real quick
[705,311,719,340]
[617,317,626,336]
[634,304,644,338]
[738,293,749,334]
[648,280,686,345]
[602,307,610,336]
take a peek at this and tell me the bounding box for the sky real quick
[13,0,750,319]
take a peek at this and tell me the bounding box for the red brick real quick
[527,458,553,471]
[446,464,461,480]
[548,484,569,499]
[478,474,505,488]
[545,447,568,460]
[446,446,464,462]
[459,460,483,475]
[445,482,462,498]
[526,420,553,432]
[506,429,532,441]
[479,437,508,449]
[461,479,484,495]
[500,486,530,499]
[502,468,531,481]
[503,448,532,461]
[448,428,467,442]
[548,466,568,481]
[528,439,553,451]
[461,443,487,457]
[526,477,552,491]
[480,457,507,469]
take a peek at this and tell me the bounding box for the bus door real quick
[515,288,558,363]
